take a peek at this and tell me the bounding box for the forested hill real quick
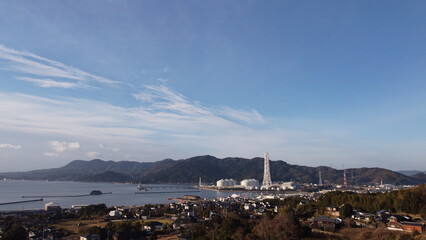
[1,155,425,185]
[398,170,426,176]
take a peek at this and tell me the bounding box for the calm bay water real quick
[0,180,251,211]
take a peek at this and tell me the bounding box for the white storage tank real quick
[217,179,227,187]
[216,179,237,187]
[240,179,260,188]
[227,179,236,186]
[281,181,296,190]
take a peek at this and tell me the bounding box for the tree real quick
[78,203,108,217]
[296,203,316,218]
[254,210,303,240]
[399,234,413,240]
[189,224,207,240]
[339,204,353,218]
[2,223,28,240]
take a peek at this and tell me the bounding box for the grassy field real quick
[52,218,107,237]
[52,217,175,238]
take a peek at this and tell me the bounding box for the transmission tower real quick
[343,169,347,187]
[262,152,272,188]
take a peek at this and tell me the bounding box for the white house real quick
[80,233,100,240]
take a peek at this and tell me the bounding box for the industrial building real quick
[214,153,272,190]
[281,181,296,190]
[216,179,237,188]
[240,179,260,189]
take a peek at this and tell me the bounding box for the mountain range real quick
[398,170,426,176]
[1,155,425,185]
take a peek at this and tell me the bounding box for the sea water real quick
[0,180,251,211]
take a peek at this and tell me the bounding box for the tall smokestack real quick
[262,153,272,188]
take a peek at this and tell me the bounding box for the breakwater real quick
[22,192,112,198]
[135,190,200,194]
[0,198,43,206]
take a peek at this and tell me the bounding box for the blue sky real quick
[1,1,426,171]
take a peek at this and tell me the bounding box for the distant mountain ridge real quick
[0,159,153,181]
[398,170,426,176]
[1,156,425,185]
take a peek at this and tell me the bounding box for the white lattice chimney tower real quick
[262,152,272,188]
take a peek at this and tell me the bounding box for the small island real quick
[89,190,102,195]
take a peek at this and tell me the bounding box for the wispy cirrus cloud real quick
[0,87,262,140]
[213,106,264,125]
[0,44,346,167]
[16,77,86,89]
[0,143,22,149]
[133,84,213,116]
[0,45,263,130]
[132,84,264,125]
[0,45,120,88]
[1,87,410,169]
[0,87,277,162]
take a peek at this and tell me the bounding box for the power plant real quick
[196,153,403,194]
[211,153,295,191]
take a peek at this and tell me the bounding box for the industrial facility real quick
[241,179,260,188]
[216,179,237,188]
[208,153,298,191]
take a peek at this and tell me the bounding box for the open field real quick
[51,218,107,237]
[52,217,175,237]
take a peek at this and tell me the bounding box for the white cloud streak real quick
[0,143,22,149]
[0,88,262,142]
[16,77,86,89]
[132,84,264,125]
[98,144,120,152]
[0,88,275,161]
[44,152,59,157]
[0,45,120,88]
[49,141,80,152]
[86,151,103,159]
[0,44,340,167]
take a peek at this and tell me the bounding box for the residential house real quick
[387,216,403,231]
[173,218,193,230]
[401,222,425,233]
[311,215,336,231]
[325,206,340,218]
[376,209,391,222]
[352,211,375,222]
[80,233,101,240]
[45,202,61,212]
[143,221,165,232]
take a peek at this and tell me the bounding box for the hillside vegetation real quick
[1,156,425,185]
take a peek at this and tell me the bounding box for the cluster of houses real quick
[80,196,426,239]
[0,203,64,240]
[1,195,425,239]
[77,194,284,240]
[380,210,425,233]
[310,205,425,234]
